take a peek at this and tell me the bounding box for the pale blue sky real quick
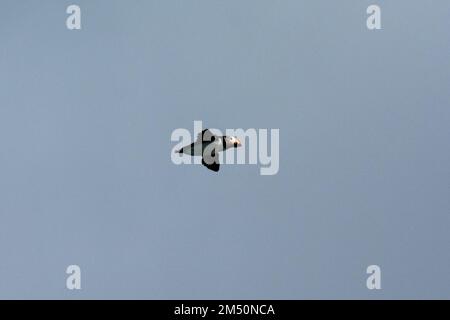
[0,1,449,299]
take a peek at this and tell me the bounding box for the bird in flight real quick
[175,129,242,172]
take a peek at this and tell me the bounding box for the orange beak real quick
[235,138,242,147]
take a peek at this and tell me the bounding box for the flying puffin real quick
[175,129,242,172]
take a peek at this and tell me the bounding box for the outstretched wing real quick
[202,148,220,172]
[196,129,218,143]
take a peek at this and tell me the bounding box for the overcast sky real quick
[0,0,449,299]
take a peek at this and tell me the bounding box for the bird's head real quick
[225,136,242,149]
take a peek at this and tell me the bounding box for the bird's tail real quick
[175,149,182,153]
